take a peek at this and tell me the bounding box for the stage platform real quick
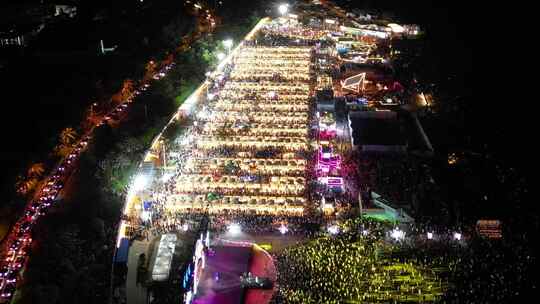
[193,245,252,304]
[192,239,277,304]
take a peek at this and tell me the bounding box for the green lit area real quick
[275,220,449,303]
[361,212,398,223]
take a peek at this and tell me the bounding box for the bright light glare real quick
[228,223,241,235]
[278,224,288,234]
[181,134,193,145]
[427,232,433,239]
[161,173,174,182]
[453,232,462,240]
[278,3,289,15]
[390,228,405,241]
[223,39,233,49]
[328,225,339,235]
[362,229,369,236]
[216,52,226,60]
[132,174,148,191]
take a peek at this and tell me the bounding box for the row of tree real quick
[14,127,79,198]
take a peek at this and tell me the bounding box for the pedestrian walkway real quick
[127,240,150,304]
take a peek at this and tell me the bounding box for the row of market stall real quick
[169,44,315,214]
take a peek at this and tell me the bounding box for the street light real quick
[278,3,289,16]
[390,228,405,241]
[328,225,339,235]
[89,102,98,119]
[223,39,233,53]
[228,223,241,235]
[132,174,148,192]
[427,232,433,240]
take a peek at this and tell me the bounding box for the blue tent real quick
[183,263,193,289]
[337,47,348,55]
[357,97,368,105]
[114,238,129,264]
[143,201,153,211]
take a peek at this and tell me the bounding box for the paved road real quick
[126,240,150,304]
[335,97,352,155]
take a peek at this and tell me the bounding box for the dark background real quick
[0,0,196,203]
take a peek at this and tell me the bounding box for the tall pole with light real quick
[90,102,98,117]
[278,3,289,27]
[205,71,212,96]
[223,39,233,54]
[278,3,289,16]
[89,102,98,126]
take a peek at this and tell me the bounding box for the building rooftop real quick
[350,114,405,147]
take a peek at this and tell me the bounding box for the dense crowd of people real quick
[270,218,535,303]
[271,219,446,303]
[210,211,325,235]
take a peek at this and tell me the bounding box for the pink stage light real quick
[317,177,343,187]
[316,147,342,175]
[319,130,337,140]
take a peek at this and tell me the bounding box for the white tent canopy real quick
[151,233,177,281]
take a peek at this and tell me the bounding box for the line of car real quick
[0,135,91,300]
[0,62,176,301]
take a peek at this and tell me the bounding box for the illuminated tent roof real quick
[387,23,405,33]
[341,73,366,93]
[151,234,177,281]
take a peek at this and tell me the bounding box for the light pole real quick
[161,139,167,169]
[278,3,289,16]
[90,102,98,116]
[358,191,363,218]
[223,39,233,54]
[205,71,212,96]
[89,102,98,126]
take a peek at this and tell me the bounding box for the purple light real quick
[317,177,343,187]
[326,177,343,186]
[316,147,342,175]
